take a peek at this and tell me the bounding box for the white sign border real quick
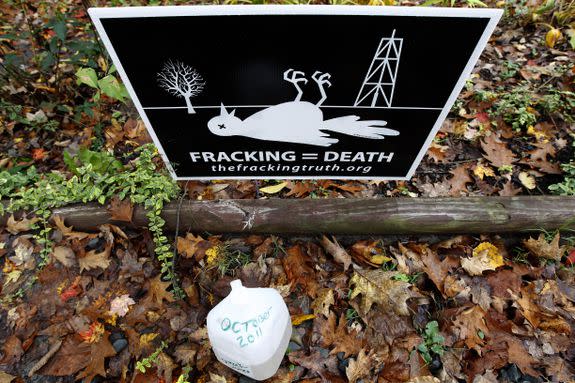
[88,5,503,181]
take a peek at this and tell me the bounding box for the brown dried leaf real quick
[52,215,90,240]
[107,195,133,222]
[6,214,39,234]
[311,288,335,317]
[52,246,76,268]
[418,244,460,296]
[147,274,175,304]
[346,349,374,383]
[448,165,473,196]
[523,233,566,261]
[282,245,318,298]
[481,134,516,167]
[0,371,15,383]
[317,312,365,357]
[40,335,90,376]
[78,250,111,273]
[451,305,489,353]
[349,269,419,316]
[76,332,117,382]
[320,235,351,270]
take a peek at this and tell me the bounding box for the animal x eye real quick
[218,124,226,129]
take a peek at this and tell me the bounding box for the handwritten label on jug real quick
[220,306,272,348]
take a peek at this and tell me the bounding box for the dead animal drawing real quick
[207,69,399,147]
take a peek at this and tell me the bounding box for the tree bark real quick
[185,95,195,114]
[2,196,575,234]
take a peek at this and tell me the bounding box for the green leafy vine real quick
[1,144,183,298]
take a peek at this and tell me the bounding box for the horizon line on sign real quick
[142,105,443,110]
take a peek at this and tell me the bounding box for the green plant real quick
[500,60,521,80]
[422,0,487,8]
[3,144,183,297]
[63,147,123,176]
[136,341,167,373]
[549,162,575,195]
[76,66,129,103]
[215,243,251,276]
[417,320,445,364]
[392,272,423,284]
[175,366,192,383]
[491,86,538,130]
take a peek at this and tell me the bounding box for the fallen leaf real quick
[259,181,288,194]
[176,233,212,261]
[451,305,489,353]
[108,195,133,222]
[0,371,15,383]
[461,242,504,276]
[52,246,76,267]
[311,288,335,317]
[481,134,516,168]
[349,269,419,316]
[518,172,536,190]
[209,373,227,383]
[350,240,392,267]
[78,250,111,273]
[408,377,441,383]
[321,235,352,270]
[76,332,117,382]
[545,28,562,48]
[346,349,374,383]
[9,240,34,267]
[317,312,365,357]
[473,164,495,180]
[39,335,91,376]
[291,314,316,326]
[448,165,473,196]
[282,245,318,298]
[6,214,39,234]
[523,233,566,261]
[147,274,175,304]
[52,215,90,240]
[109,294,136,317]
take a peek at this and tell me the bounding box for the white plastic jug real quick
[207,280,292,380]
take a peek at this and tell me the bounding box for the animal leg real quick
[312,71,331,106]
[283,68,307,101]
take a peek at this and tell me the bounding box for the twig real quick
[28,339,62,377]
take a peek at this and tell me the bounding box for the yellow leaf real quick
[259,181,288,194]
[291,313,316,326]
[370,254,392,265]
[349,270,419,316]
[473,165,495,180]
[545,28,562,48]
[462,242,504,276]
[140,333,159,348]
[519,172,536,190]
[0,370,16,383]
[473,242,504,268]
[205,246,220,267]
[526,125,548,142]
[3,270,21,286]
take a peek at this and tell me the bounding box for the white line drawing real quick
[354,30,403,108]
[207,69,400,147]
[157,60,205,114]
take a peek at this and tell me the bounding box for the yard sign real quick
[89,5,502,180]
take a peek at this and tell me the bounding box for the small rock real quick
[109,332,124,343]
[112,338,128,353]
[287,341,301,352]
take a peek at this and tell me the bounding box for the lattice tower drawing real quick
[354,30,403,108]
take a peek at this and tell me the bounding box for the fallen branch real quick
[2,196,575,234]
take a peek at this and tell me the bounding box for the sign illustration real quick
[89,5,502,180]
[207,69,399,147]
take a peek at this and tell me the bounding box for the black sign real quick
[90,5,501,180]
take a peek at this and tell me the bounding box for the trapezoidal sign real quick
[89,5,502,180]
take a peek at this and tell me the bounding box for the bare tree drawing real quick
[157,60,205,114]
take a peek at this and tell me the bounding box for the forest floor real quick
[0,1,575,383]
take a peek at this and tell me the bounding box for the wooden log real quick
[2,196,575,234]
